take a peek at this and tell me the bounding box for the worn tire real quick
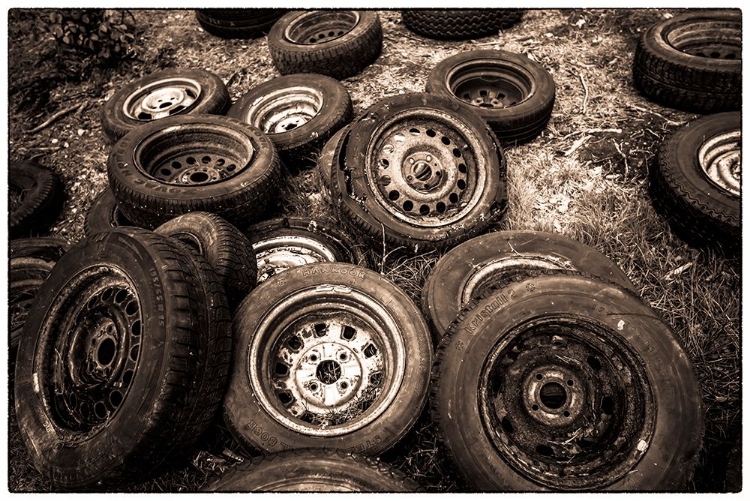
[155,212,258,308]
[426,49,556,146]
[401,9,524,40]
[314,124,351,207]
[107,114,281,229]
[203,449,420,492]
[101,68,231,142]
[431,271,704,491]
[195,9,287,39]
[84,188,135,236]
[422,231,637,339]
[268,11,382,80]
[336,92,507,253]
[228,73,352,162]
[9,237,69,350]
[9,161,63,239]
[650,112,740,251]
[633,10,741,113]
[13,228,231,488]
[245,215,370,283]
[224,263,432,456]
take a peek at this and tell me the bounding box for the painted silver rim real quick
[248,286,405,437]
[698,130,741,197]
[666,19,741,60]
[284,11,359,45]
[447,59,535,109]
[243,86,324,135]
[365,108,487,227]
[122,78,203,121]
[253,235,338,283]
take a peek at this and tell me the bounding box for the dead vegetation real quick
[6,8,740,492]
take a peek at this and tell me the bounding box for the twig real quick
[612,140,629,177]
[562,135,590,157]
[627,104,685,126]
[586,128,622,134]
[577,72,589,115]
[27,103,84,133]
[380,222,386,273]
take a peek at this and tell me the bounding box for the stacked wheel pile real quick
[9,7,738,493]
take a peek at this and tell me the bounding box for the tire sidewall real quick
[269,11,379,54]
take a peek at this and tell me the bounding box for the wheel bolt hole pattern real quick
[410,128,420,135]
[452,148,462,158]
[97,338,117,366]
[403,200,414,211]
[201,156,211,164]
[436,202,446,213]
[587,355,602,371]
[419,205,430,216]
[310,383,319,391]
[342,325,356,340]
[426,129,436,137]
[310,354,318,362]
[339,352,347,361]
[187,156,196,165]
[441,136,451,145]
[539,382,566,409]
[602,395,615,415]
[227,164,236,172]
[160,168,172,177]
[532,404,539,411]
[563,410,571,417]
[457,179,466,190]
[389,190,400,201]
[341,381,348,389]
[381,158,389,168]
[171,161,182,169]
[363,343,378,358]
[458,163,467,173]
[566,379,574,387]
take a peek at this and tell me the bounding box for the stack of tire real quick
[633,10,741,253]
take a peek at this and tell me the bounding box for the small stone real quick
[77,129,85,136]
[51,139,59,144]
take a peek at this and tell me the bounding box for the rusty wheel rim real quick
[122,77,203,121]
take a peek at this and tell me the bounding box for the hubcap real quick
[123,78,202,121]
[284,11,359,45]
[698,130,741,197]
[479,317,654,489]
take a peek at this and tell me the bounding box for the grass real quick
[6,7,740,493]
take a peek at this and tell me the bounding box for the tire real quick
[431,271,704,491]
[13,228,231,488]
[84,188,134,236]
[223,263,433,456]
[228,73,353,163]
[401,9,524,40]
[195,9,287,39]
[9,237,69,350]
[100,68,231,142]
[245,215,370,283]
[426,49,556,146]
[633,10,740,113]
[107,114,281,229]
[268,11,382,80]
[314,124,351,206]
[203,449,420,492]
[9,161,63,239]
[422,230,637,340]
[650,112,740,251]
[724,436,742,492]
[336,92,507,253]
[155,211,258,308]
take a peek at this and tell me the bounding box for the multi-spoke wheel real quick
[633,9,740,113]
[108,115,280,229]
[13,228,231,488]
[651,112,740,251]
[431,272,704,491]
[426,50,556,146]
[336,92,506,251]
[224,262,432,455]
[101,68,230,141]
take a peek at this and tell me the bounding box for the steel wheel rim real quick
[133,123,255,186]
[478,316,654,490]
[665,19,741,60]
[698,129,741,198]
[37,265,143,436]
[248,286,406,437]
[243,86,324,134]
[365,109,487,227]
[284,11,359,45]
[253,235,338,283]
[122,77,203,121]
[447,59,535,110]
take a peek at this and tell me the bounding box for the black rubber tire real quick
[314,124,350,207]
[9,161,64,239]
[268,11,382,80]
[107,114,281,230]
[100,68,231,142]
[336,92,507,253]
[203,449,420,492]
[9,237,69,350]
[84,188,135,236]
[228,73,353,162]
[426,49,556,146]
[650,112,740,251]
[431,271,704,491]
[244,215,370,283]
[13,228,231,488]
[724,436,742,492]
[195,9,287,39]
[223,263,433,456]
[401,9,524,40]
[633,9,741,113]
[422,230,637,340]
[155,212,258,308]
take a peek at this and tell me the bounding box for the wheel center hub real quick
[523,367,584,425]
[404,153,444,192]
[294,341,362,407]
[142,88,189,114]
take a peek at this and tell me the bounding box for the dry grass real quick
[6,8,740,493]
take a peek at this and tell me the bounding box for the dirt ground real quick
[5,8,741,492]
